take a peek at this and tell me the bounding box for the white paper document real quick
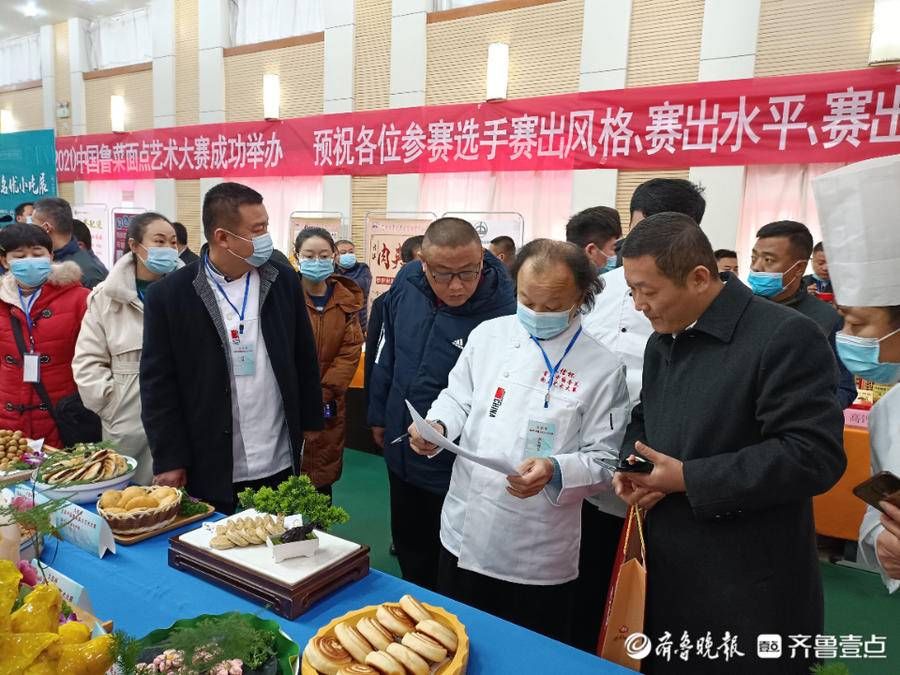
[405,400,519,475]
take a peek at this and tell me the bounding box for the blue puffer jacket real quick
[367,251,516,494]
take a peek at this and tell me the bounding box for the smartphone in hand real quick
[595,456,654,474]
[853,471,900,513]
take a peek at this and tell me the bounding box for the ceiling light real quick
[20,2,41,18]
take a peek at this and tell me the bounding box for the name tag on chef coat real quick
[231,341,257,377]
[524,419,557,458]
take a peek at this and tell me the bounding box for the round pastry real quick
[363,650,404,675]
[334,621,374,663]
[375,604,415,637]
[304,636,353,675]
[96,485,181,536]
[399,594,432,624]
[402,631,447,663]
[356,617,394,651]
[336,666,380,675]
[385,643,429,675]
[415,619,458,652]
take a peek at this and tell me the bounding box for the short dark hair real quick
[714,248,737,260]
[566,206,622,249]
[630,178,706,225]
[294,227,336,254]
[0,223,53,255]
[14,202,33,218]
[33,197,74,235]
[813,241,824,254]
[172,221,189,246]
[202,182,263,238]
[755,220,814,260]
[489,235,516,257]
[335,239,354,248]
[72,219,92,250]
[622,212,718,286]
[422,217,481,250]
[401,235,424,263]
[509,238,604,312]
[127,212,172,247]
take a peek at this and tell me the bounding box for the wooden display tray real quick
[168,535,370,619]
[113,503,215,545]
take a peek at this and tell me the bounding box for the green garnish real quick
[178,490,211,517]
[237,475,348,531]
[161,613,276,670]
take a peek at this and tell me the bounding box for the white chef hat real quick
[812,153,900,307]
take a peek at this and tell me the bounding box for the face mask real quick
[24,216,33,225]
[221,230,274,267]
[748,260,804,298]
[300,258,334,283]
[338,253,357,269]
[835,328,900,384]
[10,257,52,288]
[517,301,574,340]
[601,256,617,275]
[139,245,179,275]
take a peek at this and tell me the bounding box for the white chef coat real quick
[204,264,292,483]
[582,266,652,405]
[858,384,900,594]
[428,314,630,586]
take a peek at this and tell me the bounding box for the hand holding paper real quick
[405,400,519,475]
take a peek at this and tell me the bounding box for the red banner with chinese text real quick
[55,67,900,182]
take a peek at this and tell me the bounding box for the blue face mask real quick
[338,252,357,269]
[222,230,274,267]
[835,329,900,384]
[517,302,573,339]
[300,258,334,283]
[9,257,52,288]
[601,256,617,275]
[748,260,804,298]
[139,245,179,275]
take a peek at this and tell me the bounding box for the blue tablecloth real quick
[43,518,633,674]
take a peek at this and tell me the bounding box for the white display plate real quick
[33,457,138,504]
[176,509,362,585]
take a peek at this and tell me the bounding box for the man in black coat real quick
[367,218,516,590]
[172,221,200,264]
[613,213,845,674]
[141,182,323,512]
[749,220,856,408]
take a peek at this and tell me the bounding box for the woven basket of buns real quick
[96,485,182,536]
[302,596,468,675]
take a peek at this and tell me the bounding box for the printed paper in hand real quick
[405,400,519,475]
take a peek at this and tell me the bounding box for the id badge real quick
[524,419,557,458]
[23,353,41,383]
[231,342,256,377]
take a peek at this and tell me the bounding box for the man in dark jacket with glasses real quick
[368,217,516,590]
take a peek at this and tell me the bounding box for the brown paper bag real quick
[598,505,647,671]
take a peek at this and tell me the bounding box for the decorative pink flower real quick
[16,559,38,587]
[11,495,34,512]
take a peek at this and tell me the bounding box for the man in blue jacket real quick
[368,217,516,590]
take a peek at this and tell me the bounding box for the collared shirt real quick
[582,266,652,405]
[204,262,291,482]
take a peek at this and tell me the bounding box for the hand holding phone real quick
[853,471,900,512]
[596,455,654,474]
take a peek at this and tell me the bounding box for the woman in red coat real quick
[0,224,89,447]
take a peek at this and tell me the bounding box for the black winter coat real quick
[623,278,846,675]
[140,253,323,507]
[367,252,516,494]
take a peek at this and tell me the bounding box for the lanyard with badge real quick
[205,256,256,376]
[525,326,582,457]
[17,287,41,383]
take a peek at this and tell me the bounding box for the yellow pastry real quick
[385,642,429,675]
[399,595,432,624]
[334,621,374,663]
[101,507,126,515]
[336,665,379,675]
[98,490,122,509]
[356,617,394,652]
[375,604,414,637]
[363,650,404,675]
[402,631,447,663]
[415,619,458,652]
[119,485,146,503]
[10,583,62,634]
[304,635,353,675]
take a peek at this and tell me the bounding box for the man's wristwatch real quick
[432,420,447,437]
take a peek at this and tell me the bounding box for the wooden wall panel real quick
[351,176,388,251]
[175,179,202,251]
[626,0,704,87]
[85,70,154,134]
[0,87,44,132]
[175,0,199,126]
[54,22,71,136]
